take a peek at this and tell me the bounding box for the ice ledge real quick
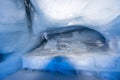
[22,50,120,72]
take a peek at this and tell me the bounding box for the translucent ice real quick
[30,0,120,54]
[0,0,38,79]
[0,0,120,79]
[30,0,120,43]
[0,0,28,54]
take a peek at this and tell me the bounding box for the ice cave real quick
[0,0,120,80]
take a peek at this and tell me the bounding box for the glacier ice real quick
[0,0,120,80]
[30,0,120,53]
[0,0,28,54]
[22,28,120,79]
[33,0,120,23]
[0,0,40,79]
[23,0,120,79]
[31,0,120,35]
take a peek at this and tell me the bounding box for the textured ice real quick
[31,0,120,35]
[23,40,120,71]
[22,25,120,80]
[35,0,120,23]
[0,0,27,54]
[30,0,120,54]
[0,0,25,22]
[0,0,120,80]
[0,0,40,79]
[22,30,114,71]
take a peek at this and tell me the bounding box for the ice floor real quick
[4,70,100,80]
[5,69,120,80]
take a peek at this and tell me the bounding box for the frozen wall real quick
[30,0,120,54]
[29,0,120,79]
[30,0,120,35]
[0,0,40,79]
[0,0,28,54]
[0,0,120,80]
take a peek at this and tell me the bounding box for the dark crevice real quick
[24,0,33,34]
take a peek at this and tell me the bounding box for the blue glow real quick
[44,56,76,75]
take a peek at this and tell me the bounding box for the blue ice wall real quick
[0,0,28,54]
[0,0,27,79]
[0,0,120,80]
[0,0,40,79]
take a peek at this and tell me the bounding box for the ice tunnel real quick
[0,0,120,80]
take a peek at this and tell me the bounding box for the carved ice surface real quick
[0,0,120,80]
[22,0,120,79]
[0,0,27,54]
[30,0,120,55]
[0,0,40,79]
[31,0,120,34]
[35,0,120,23]
[22,30,120,80]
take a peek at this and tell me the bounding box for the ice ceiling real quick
[36,0,120,24]
[0,0,120,80]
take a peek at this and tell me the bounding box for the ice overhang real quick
[32,0,120,26]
